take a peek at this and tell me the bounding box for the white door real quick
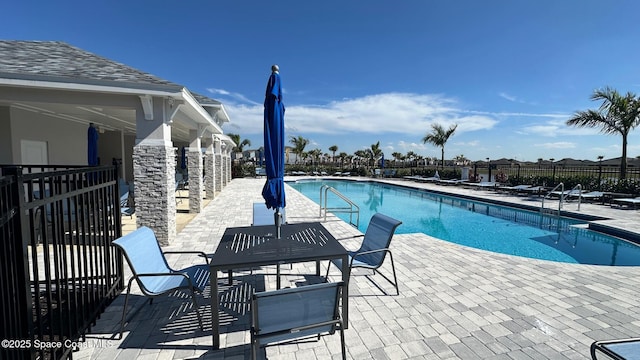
[21,140,48,165]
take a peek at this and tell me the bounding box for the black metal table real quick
[209,222,349,349]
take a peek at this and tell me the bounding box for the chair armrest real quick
[335,234,364,241]
[350,248,391,266]
[163,250,210,265]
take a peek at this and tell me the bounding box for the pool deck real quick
[77,177,640,359]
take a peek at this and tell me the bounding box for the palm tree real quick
[338,152,348,168]
[308,148,323,166]
[368,141,383,167]
[422,124,458,169]
[289,135,309,164]
[566,87,640,179]
[328,145,338,164]
[227,133,251,153]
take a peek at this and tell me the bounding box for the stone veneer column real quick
[226,152,232,184]
[222,148,229,187]
[133,144,176,246]
[204,137,215,199]
[214,138,223,192]
[133,96,176,246]
[187,130,203,213]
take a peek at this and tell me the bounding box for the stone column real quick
[133,96,176,245]
[204,136,215,199]
[188,129,203,213]
[226,150,232,184]
[214,137,223,192]
[222,146,229,187]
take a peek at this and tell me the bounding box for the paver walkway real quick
[76,178,640,360]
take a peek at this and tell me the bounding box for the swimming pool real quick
[287,179,640,266]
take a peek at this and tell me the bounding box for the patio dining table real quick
[209,222,349,349]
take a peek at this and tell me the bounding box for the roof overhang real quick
[0,73,226,142]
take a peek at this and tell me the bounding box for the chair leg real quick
[339,324,346,360]
[119,280,134,339]
[389,253,399,296]
[324,261,332,281]
[190,288,204,331]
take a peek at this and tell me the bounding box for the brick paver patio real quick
[76,178,640,360]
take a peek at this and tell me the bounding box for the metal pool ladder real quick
[541,182,563,217]
[319,185,360,228]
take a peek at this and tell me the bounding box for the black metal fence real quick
[0,165,124,360]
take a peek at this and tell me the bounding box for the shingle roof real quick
[0,40,219,104]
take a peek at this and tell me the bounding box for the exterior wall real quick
[0,106,11,163]
[98,130,135,181]
[10,107,86,165]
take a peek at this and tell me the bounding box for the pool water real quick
[287,179,640,266]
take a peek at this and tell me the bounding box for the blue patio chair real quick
[251,281,346,360]
[112,226,210,338]
[325,213,402,295]
[591,337,640,359]
[252,202,289,282]
[120,191,134,218]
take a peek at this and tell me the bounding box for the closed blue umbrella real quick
[88,123,99,166]
[181,147,187,170]
[262,65,286,238]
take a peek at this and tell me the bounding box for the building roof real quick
[0,40,220,105]
[0,40,229,139]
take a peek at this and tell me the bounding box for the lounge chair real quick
[250,281,346,360]
[112,226,210,338]
[591,337,640,359]
[325,213,402,295]
[437,179,465,185]
[497,184,533,195]
[569,191,604,203]
[611,197,640,209]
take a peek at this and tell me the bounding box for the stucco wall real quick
[99,130,136,181]
[0,106,11,163]
[11,107,86,165]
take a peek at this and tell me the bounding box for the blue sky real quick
[3,1,640,162]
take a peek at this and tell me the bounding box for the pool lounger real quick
[591,337,640,360]
[437,179,465,185]
[611,197,640,209]
[568,191,604,202]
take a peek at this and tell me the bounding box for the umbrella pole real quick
[274,208,282,239]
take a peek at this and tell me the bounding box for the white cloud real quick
[219,92,500,136]
[499,92,518,102]
[206,88,260,106]
[534,142,576,149]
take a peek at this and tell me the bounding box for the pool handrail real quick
[542,182,563,214]
[319,184,360,228]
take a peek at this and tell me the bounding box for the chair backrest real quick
[112,227,172,292]
[356,213,402,266]
[252,282,343,344]
[120,191,129,207]
[252,202,286,226]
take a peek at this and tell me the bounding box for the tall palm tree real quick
[422,124,458,169]
[328,145,338,164]
[308,148,323,165]
[368,141,383,167]
[566,87,640,179]
[227,133,251,153]
[338,152,348,168]
[289,135,309,164]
